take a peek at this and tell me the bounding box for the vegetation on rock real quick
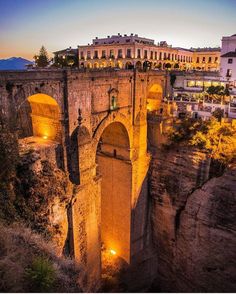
[167,117,236,164]
[0,223,83,292]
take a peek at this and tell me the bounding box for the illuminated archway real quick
[87,62,92,69]
[108,61,115,67]
[116,60,123,68]
[96,122,131,262]
[147,84,163,112]
[94,62,99,69]
[100,61,107,68]
[27,93,61,141]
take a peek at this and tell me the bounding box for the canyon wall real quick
[150,146,236,292]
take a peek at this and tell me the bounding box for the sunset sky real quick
[1,0,236,60]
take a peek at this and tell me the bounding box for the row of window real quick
[195,56,219,63]
[80,49,193,62]
[187,80,224,88]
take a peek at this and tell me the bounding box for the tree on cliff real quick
[34,46,50,68]
[190,119,236,163]
[168,118,236,164]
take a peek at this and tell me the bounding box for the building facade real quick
[191,48,220,71]
[77,34,221,71]
[220,34,236,98]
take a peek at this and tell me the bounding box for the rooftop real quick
[53,47,77,54]
[190,47,221,52]
[221,51,236,58]
[92,33,155,45]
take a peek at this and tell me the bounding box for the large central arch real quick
[96,121,132,262]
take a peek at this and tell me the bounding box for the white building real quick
[220,34,236,97]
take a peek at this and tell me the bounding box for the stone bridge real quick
[0,69,170,287]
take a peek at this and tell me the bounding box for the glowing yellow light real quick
[110,249,116,255]
[43,135,48,139]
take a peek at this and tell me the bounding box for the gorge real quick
[0,69,235,292]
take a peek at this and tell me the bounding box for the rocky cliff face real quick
[0,132,72,255]
[150,146,236,292]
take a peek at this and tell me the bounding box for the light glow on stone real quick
[110,249,116,255]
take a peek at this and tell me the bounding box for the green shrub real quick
[25,256,55,292]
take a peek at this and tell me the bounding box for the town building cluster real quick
[53,33,236,120]
[54,33,220,71]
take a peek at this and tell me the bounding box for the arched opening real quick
[96,122,131,262]
[100,62,107,68]
[94,62,99,69]
[87,62,92,69]
[136,61,142,70]
[27,93,61,141]
[174,63,180,69]
[157,62,162,69]
[116,60,123,68]
[147,84,163,112]
[108,61,115,67]
[165,62,172,70]
[125,61,133,69]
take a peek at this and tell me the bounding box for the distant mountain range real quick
[0,57,33,70]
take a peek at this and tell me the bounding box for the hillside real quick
[0,57,33,70]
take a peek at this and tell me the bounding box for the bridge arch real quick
[96,121,132,262]
[24,93,62,141]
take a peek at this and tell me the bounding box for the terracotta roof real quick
[221,51,236,57]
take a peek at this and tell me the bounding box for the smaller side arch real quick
[27,93,61,141]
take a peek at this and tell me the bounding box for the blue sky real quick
[0,0,236,60]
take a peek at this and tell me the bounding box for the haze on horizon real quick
[1,0,236,60]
